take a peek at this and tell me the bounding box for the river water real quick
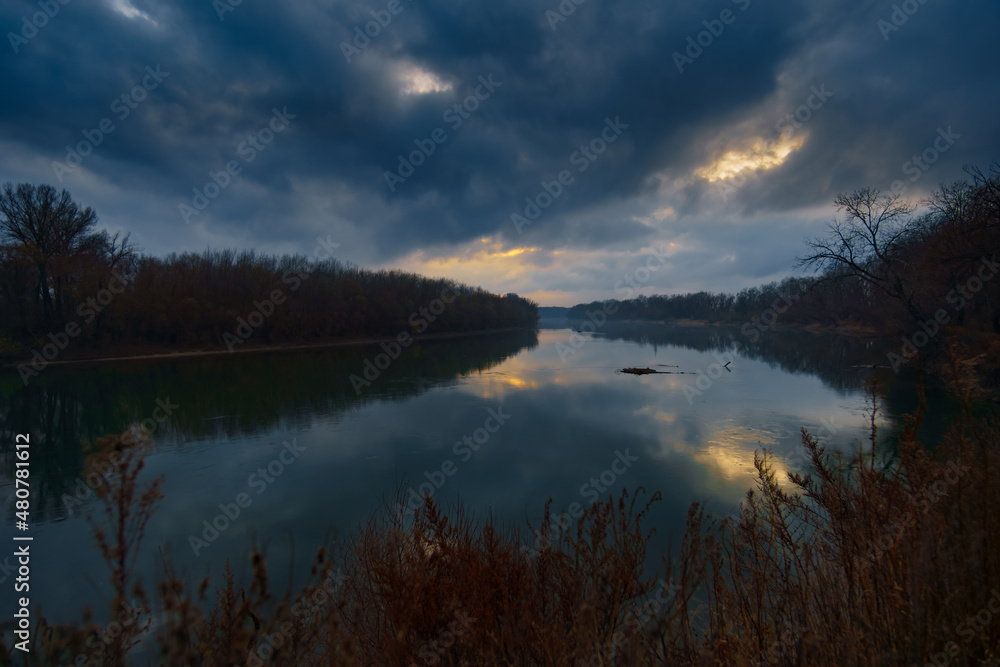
[1,322,941,650]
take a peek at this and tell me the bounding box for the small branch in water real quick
[617,367,698,375]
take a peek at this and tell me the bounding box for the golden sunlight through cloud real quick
[694,132,806,183]
[394,63,452,96]
[522,289,574,304]
[388,236,548,296]
[633,206,676,226]
[418,239,539,273]
[386,238,675,306]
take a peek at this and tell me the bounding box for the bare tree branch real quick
[797,188,924,321]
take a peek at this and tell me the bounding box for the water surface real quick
[1,323,922,648]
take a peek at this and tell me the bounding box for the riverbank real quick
[566,316,881,336]
[0,327,530,368]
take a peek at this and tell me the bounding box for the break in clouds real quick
[2,0,999,304]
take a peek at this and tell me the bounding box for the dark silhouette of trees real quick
[0,183,538,357]
[917,164,1000,332]
[797,188,924,321]
[0,183,98,326]
[570,162,1000,338]
[101,252,538,347]
[0,183,138,342]
[568,276,816,325]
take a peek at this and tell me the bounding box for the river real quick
[0,321,947,652]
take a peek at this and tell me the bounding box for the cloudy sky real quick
[2,0,998,306]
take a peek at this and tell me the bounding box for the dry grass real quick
[4,381,999,666]
[693,379,1000,666]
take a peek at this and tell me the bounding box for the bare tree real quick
[0,182,99,325]
[925,179,975,223]
[797,187,925,321]
[85,229,139,273]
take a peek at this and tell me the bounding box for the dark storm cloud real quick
[1,0,998,297]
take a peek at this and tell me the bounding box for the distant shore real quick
[563,316,880,336]
[2,327,529,368]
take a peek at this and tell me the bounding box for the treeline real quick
[570,163,1000,336]
[568,276,828,325]
[0,183,538,356]
[107,252,537,345]
[567,274,883,328]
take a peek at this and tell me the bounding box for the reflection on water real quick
[0,324,917,634]
[0,330,539,519]
[692,423,791,483]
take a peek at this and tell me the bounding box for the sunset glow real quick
[694,132,807,183]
